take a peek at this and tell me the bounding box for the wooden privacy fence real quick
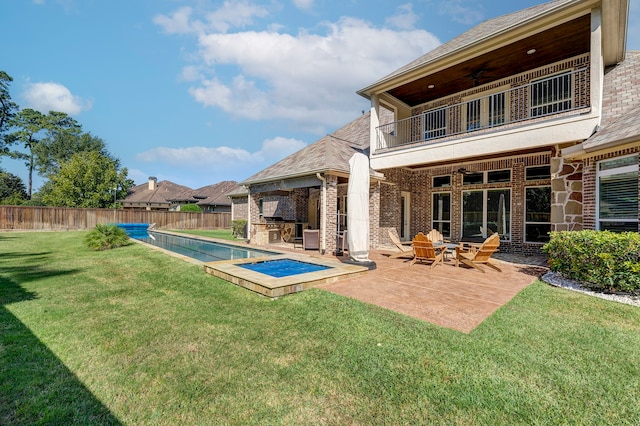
[0,206,231,231]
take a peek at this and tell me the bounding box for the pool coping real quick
[203,253,368,298]
[133,230,368,297]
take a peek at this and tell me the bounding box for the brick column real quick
[370,181,381,248]
[324,175,338,254]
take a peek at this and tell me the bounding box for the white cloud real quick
[438,0,484,25]
[22,81,92,115]
[154,1,269,35]
[292,0,314,11]
[168,14,439,133]
[136,137,306,168]
[386,4,419,30]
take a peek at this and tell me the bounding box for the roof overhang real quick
[358,0,628,105]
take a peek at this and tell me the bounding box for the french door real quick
[462,189,510,241]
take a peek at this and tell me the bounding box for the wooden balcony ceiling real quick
[388,15,590,107]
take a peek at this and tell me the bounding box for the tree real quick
[35,131,112,178]
[6,109,81,198]
[0,168,27,203]
[0,71,19,156]
[42,151,133,208]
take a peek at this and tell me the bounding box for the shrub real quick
[543,230,640,294]
[85,224,131,251]
[180,204,202,212]
[231,220,247,238]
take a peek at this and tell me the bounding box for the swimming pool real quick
[137,231,277,262]
[239,258,331,278]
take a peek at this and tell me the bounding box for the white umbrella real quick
[497,193,506,236]
[346,152,370,262]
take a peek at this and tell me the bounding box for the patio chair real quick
[303,229,320,250]
[426,229,448,244]
[410,232,444,268]
[388,228,414,259]
[455,233,502,273]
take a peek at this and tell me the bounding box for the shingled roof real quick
[124,180,192,205]
[583,51,640,151]
[191,181,240,207]
[242,110,392,185]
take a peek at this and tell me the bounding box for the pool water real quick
[137,232,277,262]
[239,259,331,278]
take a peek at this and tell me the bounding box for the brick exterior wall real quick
[230,197,248,221]
[379,152,552,254]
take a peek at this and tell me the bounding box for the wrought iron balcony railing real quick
[375,67,590,152]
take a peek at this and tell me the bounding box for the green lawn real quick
[1,231,639,425]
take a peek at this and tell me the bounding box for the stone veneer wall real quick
[550,157,583,232]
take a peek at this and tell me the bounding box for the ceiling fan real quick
[468,67,498,86]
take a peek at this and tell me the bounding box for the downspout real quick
[316,173,327,255]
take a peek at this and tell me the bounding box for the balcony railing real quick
[376,67,589,151]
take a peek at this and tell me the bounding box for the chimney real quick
[148,176,157,190]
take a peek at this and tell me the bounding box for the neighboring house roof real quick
[191,181,239,207]
[242,110,392,185]
[581,51,640,152]
[361,0,573,93]
[124,180,192,205]
[227,186,249,198]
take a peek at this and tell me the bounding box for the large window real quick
[424,107,446,140]
[525,186,551,242]
[531,72,572,117]
[597,155,639,232]
[432,192,451,238]
[462,189,511,241]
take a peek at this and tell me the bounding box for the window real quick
[337,195,347,229]
[525,187,551,242]
[464,92,506,131]
[433,175,451,188]
[526,165,551,180]
[424,107,446,140]
[462,189,510,241]
[531,72,572,117]
[463,172,484,185]
[597,155,638,232]
[432,192,451,238]
[259,198,263,215]
[488,169,511,183]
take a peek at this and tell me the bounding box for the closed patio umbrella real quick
[346,152,370,262]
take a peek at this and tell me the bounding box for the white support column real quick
[369,94,380,155]
[590,7,604,124]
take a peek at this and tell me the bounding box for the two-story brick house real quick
[357,0,638,253]
[239,0,638,255]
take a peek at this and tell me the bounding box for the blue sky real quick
[2,0,639,191]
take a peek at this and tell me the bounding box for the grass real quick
[1,231,639,425]
[169,228,237,240]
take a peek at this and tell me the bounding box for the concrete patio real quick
[315,249,548,333]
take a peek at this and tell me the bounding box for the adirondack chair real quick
[410,232,444,268]
[426,229,447,244]
[455,233,501,272]
[388,228,414,259]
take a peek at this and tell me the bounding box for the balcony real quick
[375,67,590,152]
